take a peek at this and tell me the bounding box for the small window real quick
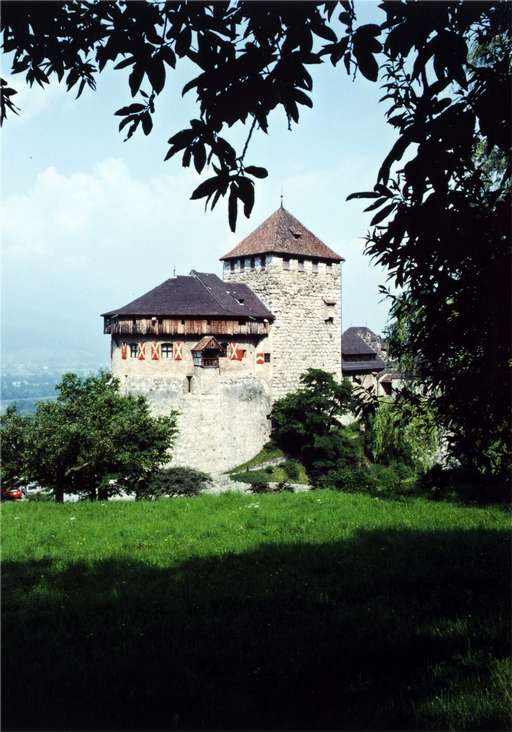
[129,343,138,358]
[298,258,304,271]
[312,260,318,273]
[264,353,271,363]
[236,297,245,305]
[238,319,246,326]
[181,320,185,325]
[158,318,163,325]
[240,258,245,271]
[230,260,235,272]
[161,342,173,358]
[220,341,228,356]
[325,317,334,324]
[260,254,266,270]
[283,257,290,271]
[132,319,137,330]
[250,257,255,270]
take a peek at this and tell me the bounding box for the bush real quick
[318,466,377,493]
[264,465,273,475]
[137,467,212,499]
[281,460,300,481]
[416,464,510,504]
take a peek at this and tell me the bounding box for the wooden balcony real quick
[103,317,270,338]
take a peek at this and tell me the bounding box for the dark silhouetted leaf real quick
[228,184,238,232]
[346,191,381,201]
[191,176,220,200]
[245,165,268,179]
[370,202,396,225]
[129,65,144,97]
[193,143,206,173]
[115,103,145,116]
[142,111,153,135]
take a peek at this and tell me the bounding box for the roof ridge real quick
[190,270,229,316]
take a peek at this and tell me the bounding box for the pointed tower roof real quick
[220,207,344,262]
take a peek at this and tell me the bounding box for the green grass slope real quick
[2,491,511,731]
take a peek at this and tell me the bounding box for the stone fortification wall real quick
[223,255,342,399]
[111,335,272,473]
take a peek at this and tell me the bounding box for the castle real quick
[102,206,343,472]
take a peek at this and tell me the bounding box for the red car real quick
[1,486,25,501]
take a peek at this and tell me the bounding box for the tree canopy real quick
[2,1,510,479]
[0,372,177,501]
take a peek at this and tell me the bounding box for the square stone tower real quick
[221,206,343,400]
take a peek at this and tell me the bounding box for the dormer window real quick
[236,297,245,305]
[289,228,301,239]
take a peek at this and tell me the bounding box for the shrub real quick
[281,460,300,481]
[318,466,377,493]
[250,482,272,493]
[264,465,273,475]
[137,467,212,499]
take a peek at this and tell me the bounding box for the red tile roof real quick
[220,206,344,262]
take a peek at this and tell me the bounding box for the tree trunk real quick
[55,484,64,503]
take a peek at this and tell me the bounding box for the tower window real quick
[298,258,304,271]
[283,257,290,271]
[161,342,173,358]
[129,343,138,358]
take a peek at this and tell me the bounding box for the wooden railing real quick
[103,317,270,337]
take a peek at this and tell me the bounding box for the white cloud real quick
[3,75,67,124]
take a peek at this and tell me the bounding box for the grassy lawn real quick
[2,491,511,731]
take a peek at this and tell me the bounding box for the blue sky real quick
[1,1,397,367]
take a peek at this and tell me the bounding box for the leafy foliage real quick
[271,369,362,486]
[2,2,510,477]
[367,397,439,473]
[0,372,177,501]
[137,466,212,499]
[1,0,384,230]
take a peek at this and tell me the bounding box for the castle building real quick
[102,206,343,473]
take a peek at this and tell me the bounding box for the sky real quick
[1,1,398,368]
